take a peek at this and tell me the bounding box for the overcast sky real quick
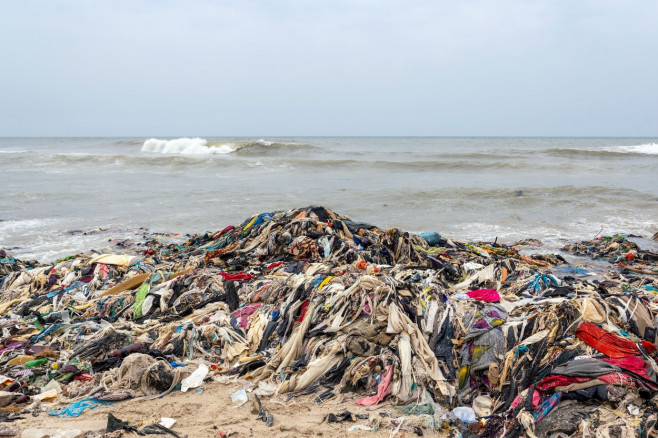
[1,1,656,136]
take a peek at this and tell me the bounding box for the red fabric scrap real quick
[534,375,591,392]
[74,374,93,381]
[598,372,640,388]
[599,356,650,378]
[511,387,543,410]
[575,322,656,358]
[219,271,254,281]
[296,300,310,322]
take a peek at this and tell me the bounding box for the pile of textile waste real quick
[1,207,657,437]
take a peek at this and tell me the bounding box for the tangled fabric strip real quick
[575,322,656,358]
[48,397,115,417]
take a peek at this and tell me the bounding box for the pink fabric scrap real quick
[95,264,110,280]
[511,386,542,410]
[598,372,640,388]
[232,303,262,330]
[356,365,393,406]
[466,289,500,302]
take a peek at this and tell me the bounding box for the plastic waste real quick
[25,358,48,368]
[419,232,442,246]
[43,379,63,395]
[33,389,59,402]
[451,407,477,423]
[254,381,277,397]
[464,262,485,271]
[180,364,209,392]
[159,417,176,428]
[230,388,248,407]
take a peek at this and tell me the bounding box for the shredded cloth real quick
[1,206,657,436]
[48,397,115,417]
[576,322,656,358]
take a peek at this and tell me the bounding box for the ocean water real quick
[1,137,657,262]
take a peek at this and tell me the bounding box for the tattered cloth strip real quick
[576,322,656,358]
[93,391,133,401]
[48,397,115,417]
[356,365,393,406]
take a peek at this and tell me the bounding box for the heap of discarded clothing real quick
[1,206,657,437]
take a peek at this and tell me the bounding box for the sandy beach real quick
[17,379,395,438]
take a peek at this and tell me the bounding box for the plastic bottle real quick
[25,358,48,367]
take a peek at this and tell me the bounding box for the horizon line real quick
[1,135,657,139]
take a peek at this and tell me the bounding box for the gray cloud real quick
[1,0,656,136]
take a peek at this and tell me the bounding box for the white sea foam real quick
[602,143,658,155]
[141,138,235,155]
[451,215,658,249]
[0,218,62,235]
[141,138,279,155]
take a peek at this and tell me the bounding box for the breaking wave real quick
[602,143,658,155]
[545,143,658,157]
[141,138,310,155]
[142,138,238,154]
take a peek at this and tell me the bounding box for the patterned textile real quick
[458,305,507,393]
[287,236,320,261]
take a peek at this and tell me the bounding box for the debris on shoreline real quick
[1,207,657,437]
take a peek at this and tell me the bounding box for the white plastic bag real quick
[180,364,209,392]
[451,406,477,423]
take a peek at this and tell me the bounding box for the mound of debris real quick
[1,207,657,437]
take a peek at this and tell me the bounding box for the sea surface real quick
[1,137,657,262]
